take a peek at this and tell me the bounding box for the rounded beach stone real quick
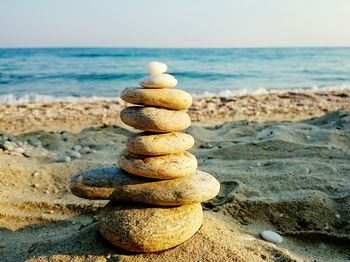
[69,167,220,205]
[146,61,168,75]
[118,150,197,179]
[127,132,194,155]
[120,87,192,110]
[140,73,177,88]
[98,202,203,252]
[261,230,283,244]
[121,106,191,132]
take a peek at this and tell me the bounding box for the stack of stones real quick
[70,62,220,253]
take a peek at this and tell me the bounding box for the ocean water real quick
[0,47,350,104]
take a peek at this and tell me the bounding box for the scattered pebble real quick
[55,155,72,162]
[73,145,82,151]
[27,137,42,147]
[0,141,17,151]
[70,150,81,159]
[335,214,340,219]
[199,143,213,149]
[80,146,91,154]
[12,147,26,154]
[23,147,49,157]
[7,135,17,142]
[32,172,40,177]
[261,230,283,244]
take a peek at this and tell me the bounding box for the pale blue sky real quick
[1,0,350,48]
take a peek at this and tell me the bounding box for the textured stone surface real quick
[127,132,194,155]
[121,87,192,110]
[70,167,220,205]
[140,73,177,88]
[120,106,191,132]
[98,202,203,252]
[118,150,197,179]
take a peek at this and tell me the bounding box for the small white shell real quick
[261,230,283,244]
[146,61,168,75]
[140,74,177,89]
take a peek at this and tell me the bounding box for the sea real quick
[0,47,350,104]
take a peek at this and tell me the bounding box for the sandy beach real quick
[1,91,350,261]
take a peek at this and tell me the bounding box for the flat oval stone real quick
[127,132,194,155]
[146,61,168,75]
[261,230,283,244]
[70,167,220,206]
[121,106,191,132]
[140,74,177,88]
[98,202,203,252]
[118,150,197,179]
[121,87,192,110]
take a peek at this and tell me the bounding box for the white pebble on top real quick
[146,61,168,75]
[261,230,283,244]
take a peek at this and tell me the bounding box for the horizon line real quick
[0,45,350,50]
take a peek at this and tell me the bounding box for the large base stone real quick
[98,202,203,252]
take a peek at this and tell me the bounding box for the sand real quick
[0,91,349,261]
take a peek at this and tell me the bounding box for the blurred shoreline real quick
[0,90,349,134]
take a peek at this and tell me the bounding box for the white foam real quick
[0,84,349,105]
[192,84,350,98]
[0,93,122,105]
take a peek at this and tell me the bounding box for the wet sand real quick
[0,91,349,261]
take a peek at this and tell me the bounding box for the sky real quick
[0,0,350,48]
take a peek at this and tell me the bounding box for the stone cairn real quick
[70,61,220,252]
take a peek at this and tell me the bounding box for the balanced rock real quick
[98,202,203,252]
[140,74,177,88]
[121,87,192,110]
[146,61,168,75]
[127,132,194,155]
[70,167,220,206]
[69,61,221,254]
[118,150,197,179]
[120,106,191,132]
